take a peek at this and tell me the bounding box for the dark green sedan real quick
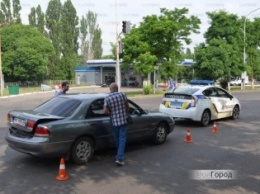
[6,93,175,165]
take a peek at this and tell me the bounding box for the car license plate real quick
[169,101,183,108]
[13,118,27,127]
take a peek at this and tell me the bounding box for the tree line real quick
[122,8,260,85]
[0,0,102,82]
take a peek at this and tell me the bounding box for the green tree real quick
[194,11,245,81]
[60,0,79,80]
[92,28,102,59]
[135,52,157,76]
[45,0,63,79]
[194,39,239,81]
[244,18,260,81]
[45,0,62,57]
[79,10,102,64]
[60,0,78,57]
[0,0,21,23]
[28,5,45,35]
[122,8,200,79]
[2,24,55,81]
[205,11,242,45]
[79,15,88,63]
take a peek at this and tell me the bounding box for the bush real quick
[143,84,152,95]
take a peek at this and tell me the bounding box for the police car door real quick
[203,87,220,113]
[215,88,234,113]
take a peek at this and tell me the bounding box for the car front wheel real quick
[201,110,211,126]
[232,105,240,119]
[71,137,94,165]
[153,123,167,144]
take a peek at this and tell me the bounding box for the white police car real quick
[159,81,241,126]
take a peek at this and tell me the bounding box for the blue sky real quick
[19,0,260,55]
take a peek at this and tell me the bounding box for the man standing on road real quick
[103,82,129,166]
[55,81,69,96]
[168,78,175,92]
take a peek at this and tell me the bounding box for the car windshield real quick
[34,97,82,117]
[173,87,200,95]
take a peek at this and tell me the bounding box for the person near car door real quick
[103,82,129,166]
[55,81,69,96]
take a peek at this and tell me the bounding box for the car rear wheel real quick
[71,137,94,165]
[201,110,211,126]
[153,123,167,144]
[232,105,240,119]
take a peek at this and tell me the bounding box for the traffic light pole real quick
[115,0,132,91]
[115,0,121,91]
[116,32,122,92]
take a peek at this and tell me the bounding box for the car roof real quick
[58,93,109,100]
[177,85,212,90]
[176,85,229,93]
[171,85,224,96]
[190,80,214,85]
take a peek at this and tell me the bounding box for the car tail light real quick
[191,96,198,107]
[35,126,50,137]
[27,120,36,131]
[7,114,11,122]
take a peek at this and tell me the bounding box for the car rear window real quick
[173,87,200,95]
[34,97,82,117]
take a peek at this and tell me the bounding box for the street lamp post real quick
[115,0,121,91]
[115,34,121,91]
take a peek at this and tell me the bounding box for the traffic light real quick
[122,21,126,33]
[122,21,131,34]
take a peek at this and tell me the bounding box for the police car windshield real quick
[173,87,200,95]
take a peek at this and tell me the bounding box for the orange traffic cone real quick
[212,121,218,133]
[56,158,69,181]
[185,129,192,143]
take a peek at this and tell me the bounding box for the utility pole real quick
[115,0,121,91]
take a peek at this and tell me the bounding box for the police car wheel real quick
[232,105,240,120]
[201,110,211,126]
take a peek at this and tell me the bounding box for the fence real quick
[4,80,76,88]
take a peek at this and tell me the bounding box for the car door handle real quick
[85,122,96,126]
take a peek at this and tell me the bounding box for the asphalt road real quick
[0,87,259,194]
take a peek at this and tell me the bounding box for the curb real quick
[0,85,102,99]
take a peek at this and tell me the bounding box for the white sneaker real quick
[115,160,124,166]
